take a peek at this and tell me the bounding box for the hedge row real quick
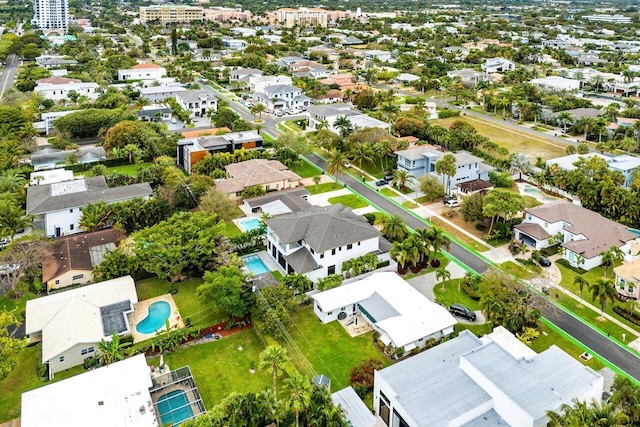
[612,305,640,326]
[461,281,481,301]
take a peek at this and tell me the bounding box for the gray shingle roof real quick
[244,188,311,212]
[27,176,153,214]
[284,247,319,273]
[177,90,217,104]
[265,204,380,252]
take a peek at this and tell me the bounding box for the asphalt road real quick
[0,54,18,100]
[306,153,640,381]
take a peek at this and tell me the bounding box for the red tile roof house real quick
[514,201,640,270]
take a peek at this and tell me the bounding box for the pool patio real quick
[241,250,283,276]
[150,365,206,425]
[128,294,184,344]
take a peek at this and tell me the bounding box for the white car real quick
[444,199,460,208]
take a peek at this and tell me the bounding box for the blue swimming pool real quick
[243,255,269,275]
[157,389,193,425]
[136,301,171,334]
[239,218,262,232]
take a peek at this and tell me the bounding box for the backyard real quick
[431,116,566,160]
[105,162,154,176]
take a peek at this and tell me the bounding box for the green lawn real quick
[531,322,604,371]
[291,160,321,178]
[500,260,536,280]
[224,220,243,238]
[148,329,273,409]
[401,254,451,280]
[327,194,368,209]
[106,162,154,176]
[0,289,38,321]
[287,306,391,391]
[0,344,84,422]
[305,182,343,195]
[433,279,479,310]
[361,157,395,179]
[380,187,398,197]
[136,277,228,327]
[429,217,490,253]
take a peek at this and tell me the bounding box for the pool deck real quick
[517,182,561,204]
[233,216,261,233]
[128,294,184,344]
[241,250,285,276]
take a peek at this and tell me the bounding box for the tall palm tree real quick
[413,228,432,267]
[260,344,290,400]
[556,112,575,134]
[0,205,33,240]
[350,143,375,171]
[590,278,617,318]
[573,276,590,306]
[436,266,451,291]
[380,102,400,124]
[510,153,531,181]
[98,332,131,365]
[333,116,352,138]
[496,96,511,118]
[435,153,456,195]
[326,150,349,183]
[429,226,450,264]
[392,169,415,190]
[591,75,604,93]
[317,119,330,130]
[285,374,313,427]
[376,214,408,242]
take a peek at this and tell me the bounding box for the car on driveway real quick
[449,304,476,321]
[375,179,388,187]
[538,256,552,267]
[444,198,460,208]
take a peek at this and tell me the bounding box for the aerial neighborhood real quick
[3,0,640,426]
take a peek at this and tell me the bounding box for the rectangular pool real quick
[243,254,270,275]
[239,218,263,232]
[156,390,193,425]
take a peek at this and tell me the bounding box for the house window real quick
[70,224,74,231]
[55,279,60,285]
[358,242,361,246]
[347,244,353,250]
[419,338,424,341]
[544,222,548,227]
[320,253,324,259]
[328,311,333,315]
[629,284,635,294]
[72,274,84,281]
[59,356,64,363]
[70,209,73,213]
[81,347,94,356]
[328,265,336,275]
[332,248,336,255]
[235,191,242,197]
[310,248,315,254]
[266,185,270,190]
[404,158,411,167]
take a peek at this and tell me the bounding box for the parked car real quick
[450,303,476,321]
[345,162,351,168]
[275,110,284,117]
[0,238,9,249]
[384,173,394,181]
[375,179,387,187]
[444,198,460,208]
[538,256,552,267]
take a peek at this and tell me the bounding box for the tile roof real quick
[266,204,380,252]
[131,63,162,69]
[42,229,121,283]
[514,222,551,241]
[36,76,82,85]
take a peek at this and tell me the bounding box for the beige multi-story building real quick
[270,7,328,28]
[139,5,204,24]
[203,7,252,22]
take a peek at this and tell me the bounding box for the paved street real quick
[0,54,18,100]
[305,153,640,381]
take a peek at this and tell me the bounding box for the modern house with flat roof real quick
[308,104,390,133]
[530,76,580,92]
[177,131,263,173]
[25,276,138,378]
[117,63,166,81]
[35,76,99,101]
[373,327,603,427]
[215,159,302,199]
[176,90,218,118]
[395,146,494,191]
[265,204,393,282]
[514,201,639,270]
[313,272,457,352]
[26,176,153,237]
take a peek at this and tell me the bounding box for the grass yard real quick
[0,344,84,422]
[500,260,537,280]
[306,182,343,195]
[431,116,566,160]
[403,201,418,209]
[429,217,490,253]
[106,162,154,176]
[148,329,273,409]
[287,306,391,391]
[402,254,451,280]
[291,160,321,178]
[327,194,368,209]
[136,277,228,327]
[531,321,604,372]
[380,187,399,197]
[433,279,479,310]
[361,157,395,179]
[224,221,243,238]
[0,289,38,321]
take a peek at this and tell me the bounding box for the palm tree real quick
[122,144,142,164]
[556,112,575,134]
[260,344,290,400]
[435,153,456,195]
[317,119,330,130]
[496,96,511,118]
[285,374,313,427]
[601,247,624,277]
[590,278,617,318]
[574,276,590,306]
[98,332,131,365]
[392,169,415,190]
[413,228,432,267]
[376,214,408,242]
[333,116,352,138]
[510,153,531,181]
[326,150,349,183]
[436,266,451,291]
[429,226,450,265]
[312,175,321,192]
[593,116,609,143]
[0,205,34,240]
[380,102,400,124]
[350,143,375,171]
[250,103,266,120]
[591,75,604,93]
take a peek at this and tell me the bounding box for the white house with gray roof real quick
[395,146,494,191]
[308,104,391,133]
[265,204,393,282]
[25,276,138,379]
[26,176,152,237]
[253,84,310,112]
[176,90,218,118]
[374,327,603,427]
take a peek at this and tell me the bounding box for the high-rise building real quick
[139,5,204,24]
[32,0,69,34]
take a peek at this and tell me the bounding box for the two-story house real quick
[446,69,490,85]
[395,146,494,191]
[364,50,392,62]
[614,258,640,300]
[253,84,310,112]
[265,204,393,282]
[249,75,293,93]
[175,90,218,118]
[221,36,246,50]
[546,152,640,188]
[117,63,166,81]
[307,104,391,133]
[481,57,516,73]
[35,76,100,101]
[230,68,263,82]
[514,201,639,270]
[177,130,263,173]
[138,84,187,102]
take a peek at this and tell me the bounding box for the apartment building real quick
[270,7,328,28]
[139,5,204,24]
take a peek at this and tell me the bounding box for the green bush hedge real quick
[460,281,481,301]
[556,258,586,275]
[437,109,461,119]
[612,305,640,326]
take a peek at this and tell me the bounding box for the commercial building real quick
[32,0,69,34]
[584,14,631,24]
[139,5,204,24]
[271,7,328,28]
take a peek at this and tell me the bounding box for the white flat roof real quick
[21,354,157,427]
[313,272,457,348]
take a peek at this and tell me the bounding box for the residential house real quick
[265,204,393,282]
[215,159,302,199]
[443,46,470,61]
[21,355,157,427]
[514,201,639,270]
[395,73,420,84]
[481,57,515,73]
[137,104,172,122]
[552,107,603,121]
[446,69,490,85]
[331,387,376,427]
[34,109,80,135]
[30,169,74,186]
[117,63,166,81]
[425,101,438,119]
[230,68,263,82]
[291,63,332,79]
[253,84,310,112]
[35,76,99,101]
[274,56,305,67]
[241,188,311,216]
[248,75,293,93]
[42,229,120,292]
[221,36,246,50]
[25,276,138,378]
[308,104,390,133]
[312,272,456,352]
[546,152,640,188]
[395,146,494,190]
[31,146,106,171]
[614,259,640,300]
[530,76,580,92]
[364,50,392,62]
[373,327,603,427]
[319,73,368,91]
[314,89,344,104]
[175,90,218,118]
[177,130,263,173]
[137,84,187,102]
[608,117,639,135]
[578,53,606,65]
[36,55,78,69]
[26,176,152,237]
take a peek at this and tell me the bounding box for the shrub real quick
[556,258,586,274]
[461,281,481,301]
[394,347,405,359]
[350,358,385,393]
[441,207,458,218]
[613,305,640,326]
[438,109,461,119]
[488,171,514,188]
[363,212,377,225]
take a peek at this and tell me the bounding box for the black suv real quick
[538,256,552,267]
[450,304,477,321]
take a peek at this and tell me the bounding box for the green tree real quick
[260,344,291,400]
[197,266,251,318]
[376,214,408,242]
[510,153,531,181]
[576,142,590,154]
[285,374,313,427]
[326,150,349,183]
[590,278,617,318]
[199,187,239,222]
[392,168,415,190]
[98,332,131,365]
[312,175,321,192]
[350,143,375,171]
[0,310,28,380]
[573,276,590,306]
[435,153,457,195]
[436,266,451,291]
[460,192,485,223]
[417,174,445,201]
[429,226,450,263]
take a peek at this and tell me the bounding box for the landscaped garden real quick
[327,194,369,209]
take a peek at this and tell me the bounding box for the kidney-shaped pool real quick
[136,301,171,334]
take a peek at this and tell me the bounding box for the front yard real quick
[306,182,343,195]
[327,194,369,209]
